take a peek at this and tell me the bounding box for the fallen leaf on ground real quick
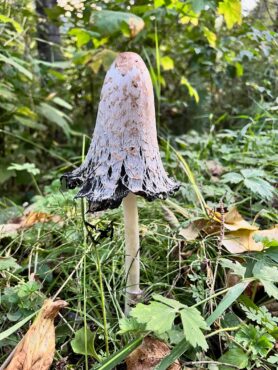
[4,299,68,370]
[0,208,62,239]
[223,227,278,253]
[126,336,180,370]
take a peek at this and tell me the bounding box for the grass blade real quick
[154,338,189,370]
[206,280,251,326]
[0,311,37,341]
[93,336,143,370]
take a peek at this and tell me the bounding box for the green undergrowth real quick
[0,111,277,369]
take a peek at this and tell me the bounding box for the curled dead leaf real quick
[4,299,68,370]
[126,336,180,370]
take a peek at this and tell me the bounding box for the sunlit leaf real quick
[218,0,242,29]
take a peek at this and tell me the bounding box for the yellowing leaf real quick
[218,0,242,29]
[222,207,258,231]
[180,77,199,103]
[203,27,217,48]
[222,227,278,254]
[160,56,174,71]
[179,4,199,26]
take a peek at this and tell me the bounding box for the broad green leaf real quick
[221,172,243,184]
[268,355,278,364]
[243,177,274,200]
[180,306,208,350]
[90,10,144,38]
[130,301,176,334]
[160,56,174,71]
[68,28,92,48]
[240,169,265,178]
[0,83,16,100]
[94,337,143,370]
[0,14,23,33]
[153,294,184,310]
[190,0,205,13]
[220,258,246,278]
[0,257,20,271]
[180,77,199,103]
[218,0,242,29]
[203,27,217,48]
[38,102,71,137]
[218,347,249,370]
[0,54,32,80]
[206,281,251,326]
[118,317,145,334]
[71,327,99,359]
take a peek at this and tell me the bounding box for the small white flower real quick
[77,12,83,18]
[65,11,72,17]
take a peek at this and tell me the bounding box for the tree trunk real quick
[35,0,63,62]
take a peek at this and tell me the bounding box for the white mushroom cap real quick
[62,52,179,211]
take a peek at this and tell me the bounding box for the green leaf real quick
[221,172,243,184]
[38,102,71,137]
[94,337,143,370]
[206,281,251,326]
[68,28,92,48]
[153,294,185,310]
[160,56,174,71]
[218,0,242,29]
[118,317,145,334]
[0,53,32,80]
[260,280,278,300]
[203,27,217,48]
[52,97,73,110]
[71,327,99,359]
[220,258,246,278]
[218,347,249,370]
[180,306,208,350]
[267,355,278,364]
[236,325,275,357]
[8,163,40,176]
[240,169,265,178]
[243,177,274,200]
[190,0,205,13]
[0,14,23,33]
[130,301,176,334]
[0,312,37,341]
[180,77,199,103]
[0,257,20,271]
[90,10,144,38]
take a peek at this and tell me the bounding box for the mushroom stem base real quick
[123,193,141,315]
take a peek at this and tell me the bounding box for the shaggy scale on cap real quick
[61,52,179,212]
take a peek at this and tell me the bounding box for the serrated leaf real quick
[243,177,274,200]
[71,327,99,359]
[180,306,208,350]
[130,301,176,334]
[118,317,145,334]
[0,257,20,271]
[221,172,243,184]
[218,0,242,29]
[236,325,275,357]
[240,168,265,178]
[219,347,249,370]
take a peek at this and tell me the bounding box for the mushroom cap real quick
[61,52,179,212]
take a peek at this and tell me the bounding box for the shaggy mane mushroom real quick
[62,52,179,313]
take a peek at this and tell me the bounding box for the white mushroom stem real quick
[123,192,142,314]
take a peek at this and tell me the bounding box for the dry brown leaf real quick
[179,222,200,241]
[126,336,180,370]
[0,210,62,239]
[4,299,68,370]
[222,227,278,253]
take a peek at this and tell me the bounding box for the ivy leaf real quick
[180,306,208,350]
[218,347,249,370]
[71,327,99,359]
[218,0,242,29]
[130,302,176,334]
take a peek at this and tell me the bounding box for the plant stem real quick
[122,193,142,314]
